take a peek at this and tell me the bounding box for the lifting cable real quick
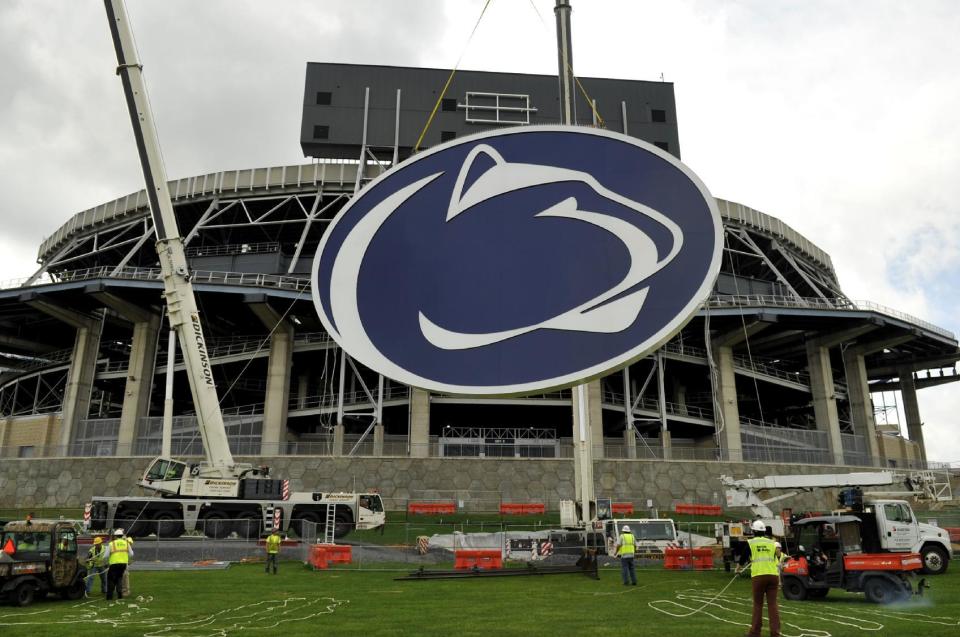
[413,0,494,152]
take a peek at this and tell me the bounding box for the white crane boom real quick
[105,0,240,478]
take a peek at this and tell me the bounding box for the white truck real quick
[720,471,953,575]
[602,518,680,557]
[87,1,385,542]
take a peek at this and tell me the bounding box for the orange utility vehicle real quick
[781,515,926,604]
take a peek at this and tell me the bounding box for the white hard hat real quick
[621,525,631,533]
[114,528,125,536]
[751,520,767,533]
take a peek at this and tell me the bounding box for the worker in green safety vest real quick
[85,536,107,595]
[615,525,637,586]
[744,520,781,637]
[102,529,133,601]
[265,529,282,575]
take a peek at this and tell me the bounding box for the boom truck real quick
[86,0,385,541]
[719,471,953,575]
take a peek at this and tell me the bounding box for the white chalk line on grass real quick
[0,594,348,637]
[649,587,960,637]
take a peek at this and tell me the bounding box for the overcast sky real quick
[1,0,958,463]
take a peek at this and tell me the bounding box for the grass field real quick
[1,562,958,636]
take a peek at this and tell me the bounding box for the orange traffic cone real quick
[2,538,14,555]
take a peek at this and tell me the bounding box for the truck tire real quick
[290,512,321,538]
[333,511,353,539]
[153,511,184,539]
[920,545,949,575]
[61,579,86,601]
[781,576,808,601]
[234,512,261,540]
[864,577,898,604]
[13,582,36,607]
[201,512,231,539]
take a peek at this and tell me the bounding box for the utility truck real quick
[781,514,927,604]
[87,1,384,542]
[602,518,680,557]
[719,471,953,575]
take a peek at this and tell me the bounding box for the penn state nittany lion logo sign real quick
[312,126,722,395]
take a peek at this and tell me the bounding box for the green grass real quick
[1,562,958,636]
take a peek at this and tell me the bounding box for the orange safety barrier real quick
[674,503,722,516]
[612,502,634,515]
[663,547,714,570]
[407,502,456,515]
[499,503,546,515]
[308,543,353,569]
[454,549,503,570]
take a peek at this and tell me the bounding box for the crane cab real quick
[139,457,189,495]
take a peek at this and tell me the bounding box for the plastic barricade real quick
[499,503,546,515]
[454,549,503,570]
[673,503,722,516]
[663,547,713,570]
[612,503,634,515]
[308,545,329,569]
[407,502,456,515]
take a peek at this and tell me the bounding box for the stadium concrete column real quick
[804,324,876,465]
[842,333,915,467]
[248,300,294,456]
[710,320,772,462]
[622,367,636,459]
[409,388,430,458]
[898,367,926,461]
[90,290,160,454]
[23,296,102,449]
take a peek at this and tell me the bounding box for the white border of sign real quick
[311,125,723,396]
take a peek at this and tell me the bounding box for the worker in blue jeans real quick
[616,525,637,585]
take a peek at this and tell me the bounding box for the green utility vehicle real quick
[0,520,87,606]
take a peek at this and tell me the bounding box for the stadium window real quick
[316,91,332,105]
[441,98,458,112]
[651,108,666,122]
[654,141,669,151]
[313,125,329,140]
[440,131,457,142]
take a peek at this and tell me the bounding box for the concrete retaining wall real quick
[0,456,874,513]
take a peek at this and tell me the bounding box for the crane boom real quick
[105,0,237,476]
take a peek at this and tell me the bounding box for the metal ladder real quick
[324,504,337,544]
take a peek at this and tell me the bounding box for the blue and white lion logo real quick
[312,126,721,395]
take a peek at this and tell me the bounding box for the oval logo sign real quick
[312,126,722,395]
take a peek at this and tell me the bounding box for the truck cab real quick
[603,518,679,556]
[862,498,952,574]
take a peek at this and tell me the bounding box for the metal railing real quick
[185,241,279,258]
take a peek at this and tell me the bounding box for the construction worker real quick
[615,524,637,586]
[16,533,37,551]
[265,529,282,574]
[85,537,107,595]
[121,535,134,597]
[744,520,781,637]
[102,529,133,600]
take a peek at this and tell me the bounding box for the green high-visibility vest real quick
[748,536,779,577]
[87,544,105,567]
[266,533,282,554]
[108,538,130,565]
[618,532,636,557]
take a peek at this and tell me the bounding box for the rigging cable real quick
[413,0,494,152]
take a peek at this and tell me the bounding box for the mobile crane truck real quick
[86,1,385,542]
[719,471,953,575]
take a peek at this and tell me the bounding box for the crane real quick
[85,0,385,542]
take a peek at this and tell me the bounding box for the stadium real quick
[1,62,957,509]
